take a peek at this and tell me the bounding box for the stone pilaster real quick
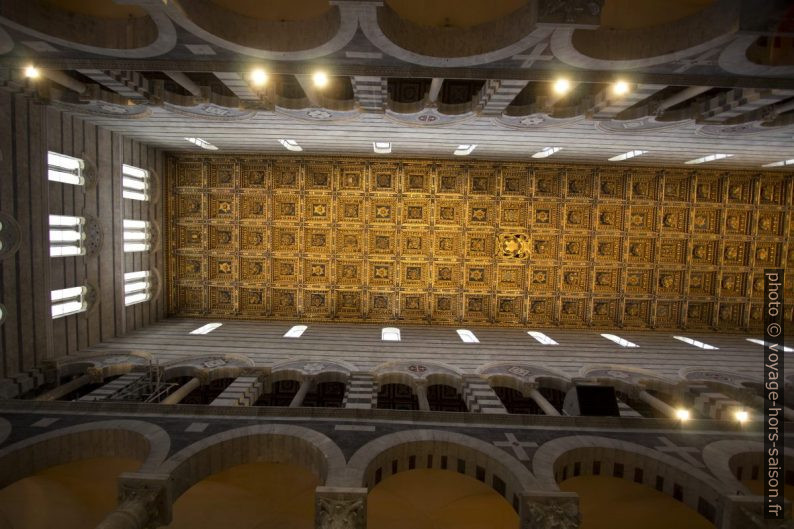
[315,486,367,529]
[519,491,580,529]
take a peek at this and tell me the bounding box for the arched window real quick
[601,334,639,348]
[284,325,307,338]
[190,323,222,335]
[381,327,401,341]
[48,151,84,185]
[124,271,152,306]
[673,336,718,350]
[527,331,558,345]
[51,286,88,318]
[123,219,152,252]
[49,215,85,257]
[456,329,479,343]
[122,164,149,201]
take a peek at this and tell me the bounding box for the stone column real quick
[95,473,171,529]
[35,368,100,401]
[415,381,430,411]
[161,377,200,405]
[527,387,561,417]
[638,390,676,418]
[290,377,313,408]
[519,491,580,529]
[315,486,367,529]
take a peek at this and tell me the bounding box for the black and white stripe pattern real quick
[478,79,528,116]
[689,385,743,420]
[700,88,794,122]
[213,72,259,101]
[78,372,146,401]
[209,375,265,406]
[463,375,507,414]
[590,84,667,120]
[343,372,377,409]
[352,76,387,112]
[76,69,150,100]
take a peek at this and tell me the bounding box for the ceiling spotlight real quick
[249,68,268,87]
[553,78,571,95]
[24,65,40,79]
[675,409,690,422]
[312,71,329,88]
[612,80,630,96]
[735,410,749,423]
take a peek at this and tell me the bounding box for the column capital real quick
[519,491,580,529]
[315,486,367,529]
[117,472,173,528]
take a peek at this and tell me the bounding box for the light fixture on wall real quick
[675,409,690,422]
[734,409,749,423]
[278,139,303,152]
[612,80,630,96]
[249,68,268,87]
[552,78,571,95]
[312,71,329,88]
[24,65,40,79]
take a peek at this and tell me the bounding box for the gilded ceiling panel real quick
[166,155,793,330]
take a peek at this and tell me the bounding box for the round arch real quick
[702,440,794,496]
[344,429,539,513]
[533,435,729,525]
[158,424,347,500]
[0,419,170,489]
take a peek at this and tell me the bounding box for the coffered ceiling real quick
[166,154,793,330]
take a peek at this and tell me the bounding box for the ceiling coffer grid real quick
[166,154,793,331]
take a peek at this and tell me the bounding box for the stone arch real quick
[477,362,572,394]
[162,0,358,60]
[56,351,154,379]
[157,424,347,500]
[580,365,677,393]
[0,0,176,57]
[719,34,794,77]
[271,358,356,385]
[162,353,255,382]
[359,3,552,67]
[702,440,794,496]
[373,359,464,388]
[0,420,170,489]
[345,429,539,513]
[533,435,729,526]
[550,0,738,70]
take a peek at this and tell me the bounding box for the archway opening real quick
[493,386,542,414]
[60,374,123,401]
[170,376,236,405]
[0,457,140,529]
[427,384,467,412]
[377,383,418,410]
[561,475,715,529]
[254,379,301,406]
[368,468,518,529]
[303,381,346,408]
[166,462,318,529]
